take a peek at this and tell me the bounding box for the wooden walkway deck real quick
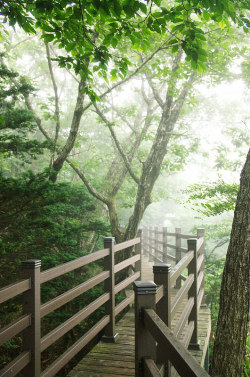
[67,256,211,377]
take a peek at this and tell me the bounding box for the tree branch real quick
[93,103,140,184]
[66,158,110,205]
[81,35,177,113]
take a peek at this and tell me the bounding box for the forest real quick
[0,1,249,377]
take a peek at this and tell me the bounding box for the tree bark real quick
[210,149,250,377]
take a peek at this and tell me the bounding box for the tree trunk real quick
[210,149,250,377]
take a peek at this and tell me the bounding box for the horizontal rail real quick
[156,285,164,304]
[171,274,194,318]
[0,314,30,346]
[165,232,177,237]
[114,237,140,253]
[165,253,176,261]
[166,243,177,249]
[114,271,140,295]
[41,316,109,377]
[41,271,109,318]
[180,234,195,240]
[0,351,30,377]
[40,248,109,284]
[0,279,30,304]
[153,247,163,254]
[173,297,194,339]
[115,293,134,316]
[183,320,194,348]
[41,292,110,352]
[144,358,163,377]
[180,247,188,253]
[152,255,163,264]
[143,309,209,377]
[114,254,140,274]
[170,251,194,285]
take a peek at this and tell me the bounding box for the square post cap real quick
[153,264,171,273]
[103,236,115,243]
[22,259,41,269]
[133,281,157,295]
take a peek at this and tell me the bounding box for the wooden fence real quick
[0,234,142,377]
[135,227,207,377]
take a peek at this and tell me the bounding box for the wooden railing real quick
[135,228,207,377]
[0,233,142,377]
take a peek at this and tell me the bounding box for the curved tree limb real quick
[93,103,140,184]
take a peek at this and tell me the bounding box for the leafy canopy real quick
[1,0,249,81]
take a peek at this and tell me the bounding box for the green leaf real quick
[41,33,54,43]
[139,3,147,15]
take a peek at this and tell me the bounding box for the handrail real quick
[41,292,110,352]
[170,250,194,285]
[114,254,140,273]
[40,248,109,283]
[0,351,30,377]
[114,237,140,252]
[143,308,209,377]
[40,316,110,377]
[173,297,194,338]
[41,270,109,318]
[0,279,30,304]
[171,274,194,318]
[0,234,142,377]
[0,314,31,347]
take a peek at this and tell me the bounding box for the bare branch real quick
[66,158,110,205]
[145,73,164,108]
[93,103,140,184]
[81,35,177,113]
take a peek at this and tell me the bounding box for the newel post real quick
[103,237,118,342]
[162,227,168,263]
[187,238,200,350]
[134,281,157,377]
[149,227,153,262]
[153,264,172,377]
[22,259,41,377]
[175,227,182,288]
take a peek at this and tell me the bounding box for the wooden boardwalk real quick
[67,256,211,377]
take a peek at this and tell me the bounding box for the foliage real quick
[183,179,239,216]
[0,0,249,84]
[205,256,225,334]
[0,59,51,162]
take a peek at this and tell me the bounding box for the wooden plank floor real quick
[67,255,211,377]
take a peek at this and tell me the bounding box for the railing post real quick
[187,238,200,350]
[175,227,182,288]
[153,264,172,377]
[197,228,206,305]
[134,281,157,377]
[145,227,149,257]
[103,237,118,342]
[149,227,153,262]
[22,259,41,377]
[135,229,142,278]
[155,226,159,261]
[162,227,168,263]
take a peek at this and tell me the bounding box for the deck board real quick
[67,255,210,377]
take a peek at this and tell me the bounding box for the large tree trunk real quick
[210,149,250,377]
